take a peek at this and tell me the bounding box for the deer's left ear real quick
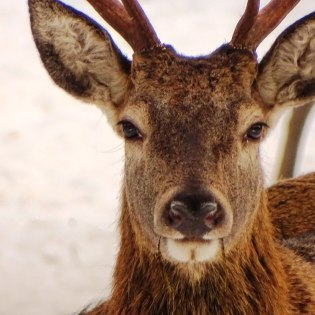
[257,12,315,109]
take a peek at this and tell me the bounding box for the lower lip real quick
[176,237,213,244]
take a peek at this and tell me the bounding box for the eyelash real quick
[118,120,143,140]
[244,122,269,142]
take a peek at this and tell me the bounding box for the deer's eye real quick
[245,123,267,141]
[120,121,143,140]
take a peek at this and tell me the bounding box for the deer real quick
[28,0,315,314]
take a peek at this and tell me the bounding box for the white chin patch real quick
[166,239,220,263]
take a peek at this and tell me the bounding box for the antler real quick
[86,0,160,52]
[231,0,301,50]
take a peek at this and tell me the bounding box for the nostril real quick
[204,213,216,229]
[204,204,223,229]
[200,202,217,213]
[169,201,186,228]
[164,192,227,237]
[202,202,218,228]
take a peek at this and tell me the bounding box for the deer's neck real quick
[105,192,290,315]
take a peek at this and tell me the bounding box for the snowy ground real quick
[0,1,314,314]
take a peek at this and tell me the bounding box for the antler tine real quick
[231,0,260,48]
[231,0,301,51]
[121,0,160,50]
[247,0,301,49]
[86,1,133,44]
[86,0,160,52]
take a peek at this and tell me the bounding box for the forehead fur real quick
[131,44,258,111]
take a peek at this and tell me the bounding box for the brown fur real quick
[81,190,315,315]
[268,173,315,239]
[28,1,315,314]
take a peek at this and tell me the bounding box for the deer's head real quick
[29,0,315,264]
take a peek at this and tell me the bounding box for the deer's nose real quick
[165,192,225,238]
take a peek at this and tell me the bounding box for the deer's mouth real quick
[164,237,220,263]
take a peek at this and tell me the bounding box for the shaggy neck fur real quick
[85,191,299,315]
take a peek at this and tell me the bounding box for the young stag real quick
[29,0,315,314]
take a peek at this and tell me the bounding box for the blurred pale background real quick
[0,1,314,314]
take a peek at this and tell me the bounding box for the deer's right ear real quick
[29,0,132,124]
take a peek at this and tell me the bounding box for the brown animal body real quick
[268,173,315,264]
[269,172,315,240]
[28,0,315,314]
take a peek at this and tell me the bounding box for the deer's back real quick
[268,173,315,263]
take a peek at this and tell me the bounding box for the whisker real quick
[220,238,227,293]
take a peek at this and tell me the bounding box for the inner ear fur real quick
[29,0,132,123]
[257,12,315,109]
